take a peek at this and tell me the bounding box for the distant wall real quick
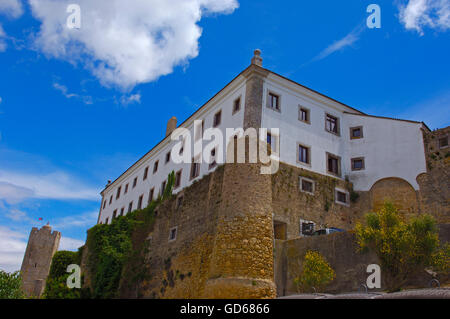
[20,226,61,297]
[275,226,450,296]
[417,126,450,223]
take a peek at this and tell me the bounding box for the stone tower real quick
[20,225,61,297]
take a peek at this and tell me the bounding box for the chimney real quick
[166,116,177,136]
[251,49,262,67]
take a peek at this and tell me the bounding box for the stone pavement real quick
[279,288,450,299]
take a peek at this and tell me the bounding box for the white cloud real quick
[0,0,23,18]
[399,0,450,35]
[0,170,99,204]
[29,0,239,90]
[52,211,98,230]
[0,226,85,273]
[120,93,141,106]
[53,82,93,104]
[0,25,7,52]
[0,226,27,273]
[313,26,364,62]
[59,236,85,251]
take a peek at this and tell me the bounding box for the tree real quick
[0,270,25,299]
[294,250,335,293]
[43,251,81,299]
[355,202,449,292]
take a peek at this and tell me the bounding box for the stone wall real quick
[122,166,225,299]
[275,227,450,296]
[20,225,61,297]
[271,162,371,240]
[417,126,450,223]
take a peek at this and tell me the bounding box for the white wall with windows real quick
[261,73,427,192]
[344,113,427,190]
[261,74,356,180]
[99,69,429,224]
[98,77,247,224]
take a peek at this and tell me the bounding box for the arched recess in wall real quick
[370,177,419,217]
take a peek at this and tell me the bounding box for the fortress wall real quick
[271,162,372,240]
[134,166,225,299]
[20,226,61,297]
[418,126,450,223]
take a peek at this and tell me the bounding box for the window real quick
[176,195,184,209]
[233,97,241,114]
[209,148,217,169]
[327,153,341,176]
[325,114,339,135]
[124,184,129,194]
[116,186,121,199]
[351,157,365,171]
[179,137,185,155]
[165,151,171,164]
[213,110,222,127]
[133,177,138,188]
[439,136,449,149]
[137,195,143,210]
[266,131,278,154]
[297,144,310,165]
[112,210,117,219]
[335,189,349,205]
[299,107,310,123]
[153,161,159,174]
[175,170,182,188]
[103,200,106,209]
[169,227,177,242]
[268,92,280,111]
[105,217,109,225]
[120,208,124,216]
[300,220,315,236]
[195,120,204,141]
[161,180,167,196]
[350,126,363,139]
[148,188,154,203]
[299,176,315,194]
[190,157,200,179]
[128,202,133,213]
[143,167,149,180]
[109,195,113,205]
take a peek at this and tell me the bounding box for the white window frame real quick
[335,187,350,206]
[299,176,315,195]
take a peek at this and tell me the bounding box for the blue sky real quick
[0,0,449,272]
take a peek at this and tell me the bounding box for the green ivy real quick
[87,171,175,299]
[43,250,82,299]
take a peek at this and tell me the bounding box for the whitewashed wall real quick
[261,74,427,191]
[344,114,427,190]
[98,77,247,224]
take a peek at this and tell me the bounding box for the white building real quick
[97,50,428,224]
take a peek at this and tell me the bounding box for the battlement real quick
[20,225,61,297]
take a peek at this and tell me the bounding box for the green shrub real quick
[0,271,25,299]
[355,202,447,292]
[294,250,335,293]
[43,251,81,299]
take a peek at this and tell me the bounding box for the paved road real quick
[279,288,450,299]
